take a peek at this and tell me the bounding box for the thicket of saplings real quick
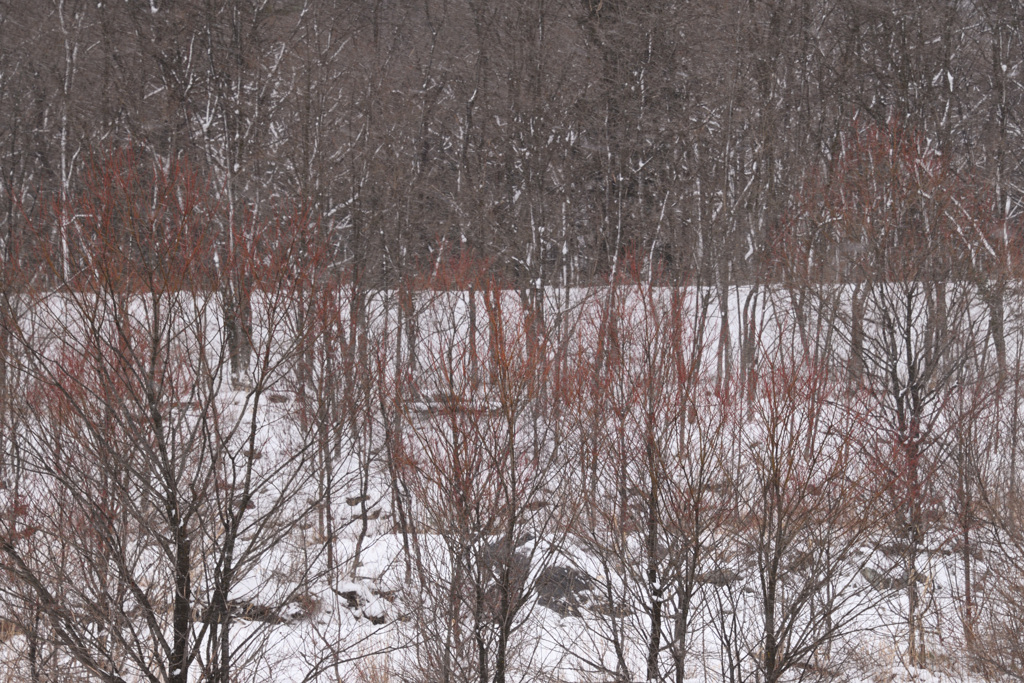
[1,144,1024,682]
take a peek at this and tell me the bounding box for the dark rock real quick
[861,567,910,591]
[338,590,361,610]
[338,585,387,624]
[201,600,287,625]
[235,601,281,624]
[587,599,633,618]
[287,594,321,621]
[697,568,741,587]
[535,565,594,617]
[480,539,531,585]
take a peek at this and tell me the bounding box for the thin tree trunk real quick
[170,533,191,683]
[848,282,866,390]
[645,423,662,683]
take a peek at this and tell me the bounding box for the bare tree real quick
[400,273,576,683]
[0,152,322,683]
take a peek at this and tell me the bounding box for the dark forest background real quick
[3,0,1022,286]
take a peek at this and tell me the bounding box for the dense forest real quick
[3,0,1023,285]
[3,1,1024,682]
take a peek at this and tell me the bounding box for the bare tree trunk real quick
[469,282,479,392]
[848,282,867,390]
[717,265,732,393]
[741,284,760,404]
[644,420,662,683]
[222,280,253,390]
[985,284,1007,385]
[169,533,191,683]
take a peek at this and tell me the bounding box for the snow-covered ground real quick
[0,283,1020,681]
